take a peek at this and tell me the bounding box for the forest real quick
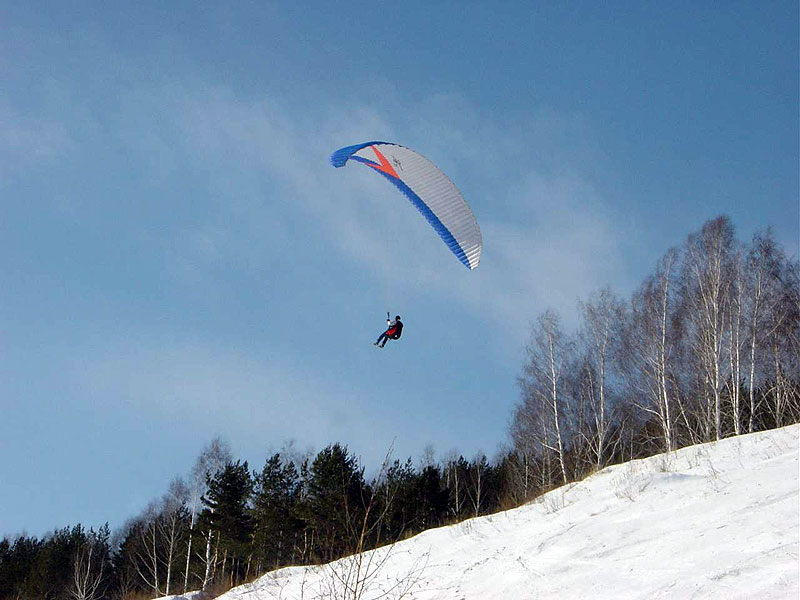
[1,215,798,600]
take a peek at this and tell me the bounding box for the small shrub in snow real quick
[612,464,651,502]
[541,492,567,514]
[653,453,675,473]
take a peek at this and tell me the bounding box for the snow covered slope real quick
[218,425,799,599]
[154,592,208,600]
[155,592,208,600]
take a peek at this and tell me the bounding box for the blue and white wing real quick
[331,141,482,270]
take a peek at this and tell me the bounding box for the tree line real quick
[510,216,799,493]
[1,215,797,600]
[1,439,512,599]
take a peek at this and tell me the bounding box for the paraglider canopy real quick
[331,141,482,270]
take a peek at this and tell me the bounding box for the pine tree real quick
[200,461,254,586]
[413,464,449,530]
[252,453,301,572]
[301,444,366,562]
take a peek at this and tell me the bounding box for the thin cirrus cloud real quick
[0,103,71,183]
[147,85,628,340]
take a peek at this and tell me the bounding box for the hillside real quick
[171,424,798,599]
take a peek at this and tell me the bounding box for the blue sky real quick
[1,1,797,537]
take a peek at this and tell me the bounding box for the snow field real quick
[207,425,799,599]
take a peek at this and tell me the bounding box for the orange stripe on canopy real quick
[365,145,400,178]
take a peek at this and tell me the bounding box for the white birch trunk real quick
[547,329,568,484]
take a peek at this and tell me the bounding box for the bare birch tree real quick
[739,229,800,430]
[69,533,107,600]
[727,247,745,434]
[517,310,573,484]
[442,451,465,518]
[507,422,536,501]
[620,249,680,451]
[132,503,163,596]
[185,437,232,592]
[763,248,800,427]
[745,231,771,432]
[466,454,490,518]
[681,216,735,440]
[577,287,623,469]
[158,477,189,595]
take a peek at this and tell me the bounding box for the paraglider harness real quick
[386,314,403,339]
[375,313,403,347]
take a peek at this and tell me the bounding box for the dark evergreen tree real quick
[301,444,366,562]
[380,458,418,540]
[200,460,254,585]
[70,524,113,600]
[0,535,42,599]
[251,453,301,572]
[0,525,113,600]
[0,538,11,599]
[18,526,80,600]
[111,523,149,599]
[413,464,449,530]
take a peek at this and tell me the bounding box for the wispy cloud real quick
[123,84,631,343]
[0,103,70,184]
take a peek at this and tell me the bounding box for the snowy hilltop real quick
[168,424,800,600]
